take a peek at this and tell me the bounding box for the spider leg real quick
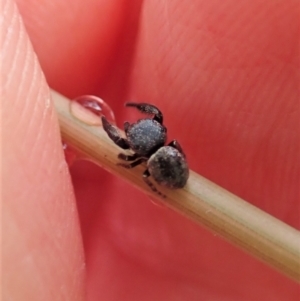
[118,157,147,169]
[143,170,166,198]
[125,103,163,124]
[124,121,130,133]
[118,153,141,161]
[168,140,186,158]
[101,116,130,149]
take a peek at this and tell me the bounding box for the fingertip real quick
[2,1,85,299]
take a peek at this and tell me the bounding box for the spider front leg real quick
[125,103,163,124]
[101,116,130,149]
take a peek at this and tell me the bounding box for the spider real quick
[101,103,189,196]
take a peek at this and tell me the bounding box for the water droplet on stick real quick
[70,95,115,125]
[64,95,116,166]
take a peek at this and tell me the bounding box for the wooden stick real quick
[52,90,300,282]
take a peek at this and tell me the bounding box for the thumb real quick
[2,1,85,300]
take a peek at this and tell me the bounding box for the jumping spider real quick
[101,103,189,196]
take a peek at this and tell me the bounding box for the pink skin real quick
[3,0,299,300]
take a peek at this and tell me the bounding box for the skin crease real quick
[2,0,299,300]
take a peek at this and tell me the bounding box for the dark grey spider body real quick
[125,119,167,156]
[148,146,188,189]
[101,103,189,195]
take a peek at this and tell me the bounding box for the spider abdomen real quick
[147,146,189,189]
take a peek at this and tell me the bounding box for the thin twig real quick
[52,90,300,282]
